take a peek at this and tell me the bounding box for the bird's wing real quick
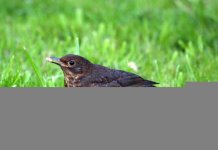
[83,68,157,87]
[110,70,157,87]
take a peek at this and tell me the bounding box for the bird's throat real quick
[64,75,83,87]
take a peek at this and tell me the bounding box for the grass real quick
[0,0,217,87]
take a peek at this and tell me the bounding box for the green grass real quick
[0,0,217,87]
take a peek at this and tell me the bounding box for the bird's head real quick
[46,54,93,76]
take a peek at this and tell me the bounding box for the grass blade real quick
[24,50,45,87]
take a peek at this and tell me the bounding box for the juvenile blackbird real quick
[46,54,158,87]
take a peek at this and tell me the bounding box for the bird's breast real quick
[64,75,83,87]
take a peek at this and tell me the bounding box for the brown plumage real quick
[46,54,158,87]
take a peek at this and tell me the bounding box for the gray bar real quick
[0,86,217,150]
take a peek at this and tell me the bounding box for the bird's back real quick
[80,64,158,87]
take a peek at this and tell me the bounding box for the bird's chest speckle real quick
[64,75,83,87]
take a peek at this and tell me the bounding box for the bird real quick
[46,54,158,87]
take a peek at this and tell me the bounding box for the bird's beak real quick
[46,56,61,65]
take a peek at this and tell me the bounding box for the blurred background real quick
[0,0,217,87]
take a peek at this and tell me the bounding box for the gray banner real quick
[0,83,217,150]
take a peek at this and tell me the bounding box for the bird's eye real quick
[68,60,75,66]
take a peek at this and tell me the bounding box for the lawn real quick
[0,0,217,87]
